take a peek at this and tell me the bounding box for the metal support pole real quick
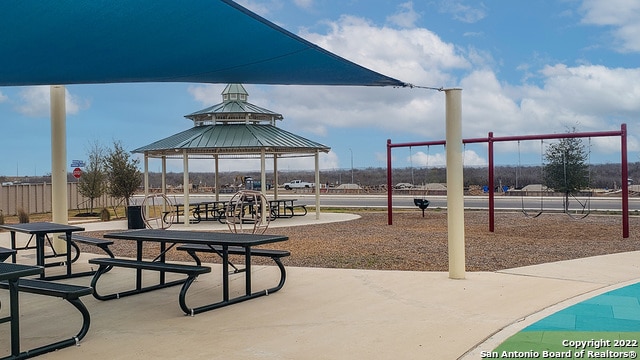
[183,150,189,226]
[621,123,629,238]
[488,132,495,232]
[387,139,393,225]
[50,85,68,252]
[445,88,465,279]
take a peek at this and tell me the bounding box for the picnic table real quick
[91,229,289,315]
[0,222,90,280]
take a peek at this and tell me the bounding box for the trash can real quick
[127,205,145,229]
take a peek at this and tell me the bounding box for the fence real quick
[0,182,120,216]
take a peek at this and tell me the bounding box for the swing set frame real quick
[386,123,630,238]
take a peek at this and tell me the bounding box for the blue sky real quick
[1,0,639,176]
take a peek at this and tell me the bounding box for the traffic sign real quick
[72,167,82,179]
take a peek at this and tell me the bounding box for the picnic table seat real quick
[0,278,93,358]
[0,246,16,262]
[88,257,211,315]
[58,234,115,258]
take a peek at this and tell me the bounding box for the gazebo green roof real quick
[185,84,284,125]
[133,123,330,158]
[135,84,330,159]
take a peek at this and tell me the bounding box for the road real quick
[153,192,638,212]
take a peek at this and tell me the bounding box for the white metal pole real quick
[50,85,68,252]
[273,155,279,199]
[183,150,189,226]
[445,88,465,279]
[261,149,266,193]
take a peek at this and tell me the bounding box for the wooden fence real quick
[0,182,120,216]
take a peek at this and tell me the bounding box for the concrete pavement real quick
[1,213,638,359]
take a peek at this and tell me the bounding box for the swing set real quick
[386,124,630,238]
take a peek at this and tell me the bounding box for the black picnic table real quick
[96,228,289,315]
[0,222,88,280]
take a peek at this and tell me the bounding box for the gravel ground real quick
[79,210,640,272]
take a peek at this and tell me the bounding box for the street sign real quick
[70,160,86,167]
[72,167,82,179]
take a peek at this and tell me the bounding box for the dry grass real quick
[79,209,640,272]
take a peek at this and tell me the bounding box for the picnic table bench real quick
[88,257,211,314]
[0,262,93,359]
[0,247,16,262]
[58,234,115,258]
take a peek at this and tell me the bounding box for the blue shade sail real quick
[0,0,407,87]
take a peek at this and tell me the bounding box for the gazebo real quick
[133,84,331,223]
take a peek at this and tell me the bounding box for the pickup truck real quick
[283,180,314,190]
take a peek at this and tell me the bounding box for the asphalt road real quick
[156,192,638,212]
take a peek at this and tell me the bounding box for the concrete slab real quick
[1,215,638,359]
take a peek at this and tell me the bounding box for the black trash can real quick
[127,205,145,229]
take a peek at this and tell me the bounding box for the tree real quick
[77,141,106,215]
[543,132,589,212]
[104,141,142,207]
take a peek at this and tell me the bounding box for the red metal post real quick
[387,139,393,225]
[488,132,495,232]
[621,123,629,238]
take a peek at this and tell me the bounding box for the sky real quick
[1,0,639,177]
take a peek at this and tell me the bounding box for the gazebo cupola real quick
[185,83,284,126]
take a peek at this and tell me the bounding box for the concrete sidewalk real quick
[1,214,638,359]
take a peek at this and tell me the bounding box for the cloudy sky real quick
[0,0,639,176]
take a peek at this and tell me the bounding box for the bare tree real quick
[77,140,106,214]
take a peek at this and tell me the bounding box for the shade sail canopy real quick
[0,0,407,87]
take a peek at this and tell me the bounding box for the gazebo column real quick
[273,155,279,199]
[143,154,149,198]
[260,149,266,193]
[214,154,219,201]
[183,150,190,226]
[162,156,167,215]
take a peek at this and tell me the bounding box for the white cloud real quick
[184,9,640,164]
[0,91,7,103]
[293,0,313,10]
[409,149,486,167]
[14,86,89,118]
[438,0,487,24]
[580,0,640,52]
[386,2,421,29]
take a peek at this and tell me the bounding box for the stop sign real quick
[72,167,82,179]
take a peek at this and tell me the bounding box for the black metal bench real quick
[58,234,115,258]
[284,204,307,217]
[0,246,16,262]
[0,278,93,358]
[176,244,289,297]
[88,257,211,315]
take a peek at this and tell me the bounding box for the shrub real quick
[17,208,29,223]
[100,208,111,222]
[0,210,4,225]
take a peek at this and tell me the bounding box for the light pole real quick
[349,148,354,184]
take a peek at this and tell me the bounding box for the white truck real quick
[283,179,314,190]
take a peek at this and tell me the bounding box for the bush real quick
[100,208,111,222]
[17,208,29,223]
[0,210,4,225]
